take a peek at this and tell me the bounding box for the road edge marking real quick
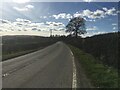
[63,44,77,89]
[70,51,77,89]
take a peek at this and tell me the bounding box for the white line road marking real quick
[71,51,73,56]
[64,44,77,88]
[2,73,9,77]
[70,51,77,89]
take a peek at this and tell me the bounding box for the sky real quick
[0,0,119,37]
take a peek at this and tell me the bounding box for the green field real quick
[2,35,57,61]
[2,48,42,60]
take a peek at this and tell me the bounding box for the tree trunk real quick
[75,29,78,38]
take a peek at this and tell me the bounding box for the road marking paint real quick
[70,51,77,89]
[71,51,74,56]
[2,59,39,78]
[2,73,9,77]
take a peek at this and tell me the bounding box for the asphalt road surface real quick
[2,42,75,88]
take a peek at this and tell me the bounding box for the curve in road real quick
[2,42,76,88]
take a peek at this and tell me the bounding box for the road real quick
[2,42,75,88]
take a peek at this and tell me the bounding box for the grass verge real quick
[69,45,118,88]
[2,47,44,61]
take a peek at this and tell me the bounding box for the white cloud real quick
[16,18,31,23]
[25,5,34,9]
[117,10,120,14]
[12,0,30,3]
[52,13,73,20]
[13,4,34,11]
[102,7,108,11]
[113,27,117,30]
[13,7,28,11]
[82,9,105,19]
[73,12,82,17]
[83,9,93,17]
[73,7,117,21]
[86,26,98,31]
[87,19,96,22]
[0,19,11,24]
[105,7,116,15]
[58,28,65,31]
[93,10,105,18]
[39,7,117,22]
[40,16,47,19]
[81,31,107,38]
[83,0,94,2]
[53,9,106,21]
[0,19,66,36]
[45,21,65,32]
[112,23,118,30]
[112,23,117,26]
[46,21,65,27]
[94,31,107,35]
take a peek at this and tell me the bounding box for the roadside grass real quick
[69,45,118,88]
[2,47,44,61]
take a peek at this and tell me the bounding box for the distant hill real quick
[2,35,57,61]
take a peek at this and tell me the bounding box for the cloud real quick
[12,0,30,3]
[117,10,120,14]
[82,9,93,17]
[73,9,105,20]
[58,28,65,31]
[81,31,107,38]
[112,23,117,26]
[0,18,66,34]
[77,9,105,19]
[86,19,96,22]
[52,13,73,20]
[45,7,118,22]
[86,26,98,31]
[112,23,118,30]
[45,21,65,32]
[83,0,94,2]
[0,19,11,24]
[13,4,34,11]
[32,28,38,31]
[13,7,28,11]
[16,18,31,23]
[105,7,116,15]
[113,27,117,30]
[93,10,105,18]
[73,7,117,21]
[46,21,65,28]
[25,5,34,9]
[73,12,82,17]
[94,31,107,35]
[40,16,47,19]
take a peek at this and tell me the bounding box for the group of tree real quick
[59,32,118,69]
[65,16,118,69]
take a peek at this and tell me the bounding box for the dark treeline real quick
[53,32,118,69]
[82,33,118,69]
[70,32,118,69]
